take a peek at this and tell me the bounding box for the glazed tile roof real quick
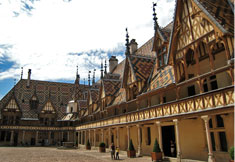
[77,100,87,109]
[149,65,175,91]
[90,89,99,103]
[103,79,121,96]
[128,55,155,81]
[112,88,126,105]
[0,79,77,120]
[195,0,234,34]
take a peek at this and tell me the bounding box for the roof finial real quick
[101,59,104,79]
[83,78,85,87]
[88,71,91,87]
[104,59,107,75]
[125,28,130,56]
[92,69,96,84]
[153,2,158,30]
[20,67,23,79]
[75,65,80,84]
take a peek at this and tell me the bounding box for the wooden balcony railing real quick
[76,85,234,130]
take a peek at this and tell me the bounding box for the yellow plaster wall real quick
[198,58,211,74]
[214,51,227,69]
[179,118,208,161]
[216,71,232,88]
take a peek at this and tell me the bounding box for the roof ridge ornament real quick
[20,67,23,80]
[125,28,130,56]
[153,2,158,30]
[101,59,104,79]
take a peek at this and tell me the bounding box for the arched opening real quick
[185,48,196,79]
[177,61,185,83]
[197,41,211,75]
[211,42,227,69]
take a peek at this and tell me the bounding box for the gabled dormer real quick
[41,100,56,114]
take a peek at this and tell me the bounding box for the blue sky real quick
[0,0,175,99]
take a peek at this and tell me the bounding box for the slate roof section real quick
[195,0,234,34]
[148,65,175,91]
[103,79,121,96]
[0,79,76,120]
[128,55,155,82]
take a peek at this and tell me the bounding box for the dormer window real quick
[30,96,39,109]
[157,46,167,68]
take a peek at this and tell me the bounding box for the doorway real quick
[14,132,18,146]
[162,125,176,157]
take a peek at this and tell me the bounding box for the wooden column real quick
[201,115,215,162]
[207,44,215,70]
[93,129,96,147]
[156,121,163,152]
[61,132,64,141]
[183,56,189,80]
[48,131,51,145]
[81,131,83,145]
[88,130,91,144]
[35,131,38,146]
[137,124,142,157]
[127,126,130,150]
[67,131,70,142]
[84,130,87,144]
[10,130,14,146]
[109,128,112,146]
[78,131,80,146]
[101,129,104,143]
[116,127,120,148]
[22,131,25,144]
[173,119,181,161]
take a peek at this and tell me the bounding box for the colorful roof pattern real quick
[195,0,234,34]
[149,65,175,91]
[90,89,99,103]
[0,79,76,120]
[103,79,121,96]
[128,55,155,81]
[112,88,126,105]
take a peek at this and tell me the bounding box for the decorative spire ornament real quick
[153,2,158,30]
[104,59,107,75]
[92,69,96,84]
[20,67,23,79]
[88,71,91,87]
[125,28,130,56]
[75,65,80,84]
[101,59,104,79]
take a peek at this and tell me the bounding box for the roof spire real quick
[20,67,23,80]
[83,78,85,87]
[88,71,91,87]
[153,2,158,30]
[104,59,107,75]
[101,59,104,79]
[75,65,80,84]
[125,28,130,56]
[92,69,96,84]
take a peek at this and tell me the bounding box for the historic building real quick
[0,0,234,162]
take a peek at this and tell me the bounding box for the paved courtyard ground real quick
[0,147,151,162]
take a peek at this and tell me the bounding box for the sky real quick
[0,0,175,99]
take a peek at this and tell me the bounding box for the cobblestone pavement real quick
[0,147,151,162]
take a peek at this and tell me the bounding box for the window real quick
[147,127,151,145]
[71,107,73,112]
[163,97,166,103]
[188,85,196,96]
[210,75,218,90]
[157,46,167,68]
[30,96,39,109]
[219,132,228,152]
[203,79,208,92]
[216,115,224,127]
[209,115,228,152]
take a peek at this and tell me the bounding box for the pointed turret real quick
[101,60,104,79]
[75,66,80,84]
[125,28,130,56]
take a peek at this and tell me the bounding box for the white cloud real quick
[0,0,175,82]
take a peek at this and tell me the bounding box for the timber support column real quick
[101,129,104,143]
[48,131,51,145]
[35,131,38,146]
[137,124,142,157]
[88,130,91,144]
[93,129,96,147]
[127,126,130,150]
[78,131,80,146]
[84,130,87,145]
[201,115,215,162]
[67,131,70,142]
[10,130,14,146]
[173,119,181,162]
[61,132,64,142]
[22,131,25,145]
[109,128,112,146]
[81,131,83,145]
[156,121,163,153]
[116,127,120,148]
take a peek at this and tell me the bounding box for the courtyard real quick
[0,147,151,162]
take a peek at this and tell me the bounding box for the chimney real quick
[109,56,118,73]
[130,39,138,54]
[27,69,31,88]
